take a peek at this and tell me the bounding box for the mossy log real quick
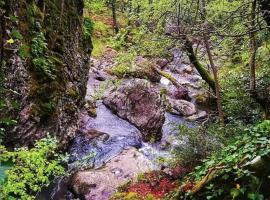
[191,166,225,194]
[151,65,186,90]
[189,156,270,195]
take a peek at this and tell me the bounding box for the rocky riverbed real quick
[41,47,211,200]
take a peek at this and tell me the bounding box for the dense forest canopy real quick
[0,0,270,200]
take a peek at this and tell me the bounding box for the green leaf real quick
[230,188,240,199]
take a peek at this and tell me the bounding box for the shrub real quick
[171,122,247,169]
[174,121,270,200]
[221,68,261,123]
[171,124,222,169]
[0,136,66,200]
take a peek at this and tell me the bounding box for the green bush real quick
[109,28,130,50]
[220,68,261,123]
[0,136,66,200]
[175,121,270,200]
[170,123,237,169]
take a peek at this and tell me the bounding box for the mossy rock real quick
[111,60,161,82]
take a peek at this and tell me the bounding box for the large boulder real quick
[69,148,154,200]
[103,79,165,142]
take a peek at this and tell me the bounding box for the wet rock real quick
[69,148,153,200]
[93,71,107,81]
[68,133,142,169]
[84,100,97,117]
[83,129,109,140]
[168,87,190,100]
[81,101,141,138]
[182,65,194,74]
[169,98,197,116]
[103,79,165,142]
[155,58,169,69]
[187,111,207,122]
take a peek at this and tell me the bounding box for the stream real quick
[38,48,207,200]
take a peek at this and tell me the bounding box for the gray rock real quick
[69,148,154,200]
[169,98,197,116]
[187,111,207,121]
[155,58,169,69]
[103,79,165,142]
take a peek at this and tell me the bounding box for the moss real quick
[110,192,141,200]
[137,173,147,182]
[111,61,160,82]
[110,192,157,200]
[160,88,167,96]
[111,64,133,77]
[19,1,71,119]
[67,88,79,98]
[39,101,57,116]
[64,103,77,114]
[117,180,132,193]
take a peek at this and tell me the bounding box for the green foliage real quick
[109,28,130,50]
[83,17,94,39]
[11,29,23,40]
[0,118,17,144]
[71,152,96,170]
[19,44,31,59]
[0,98,17,144]
[31,32,56,80]
[0,163,11,185]
[220,67,261,122]
[84,0,107,14]
[111,51,136,77]
[180,121,270,199]
[0,136,66,200]
[112,64,133,77]
[0,0,4,7]
[171,122,249,170]
[171,124,221,168]
[90,20,112,57]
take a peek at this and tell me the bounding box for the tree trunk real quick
[203,32,225,125]
[183,36,216,92]
[111,0,119,34]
